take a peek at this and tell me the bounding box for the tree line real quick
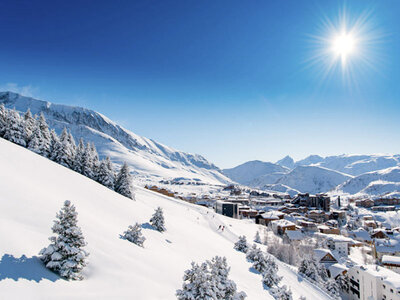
[0,104,134,199]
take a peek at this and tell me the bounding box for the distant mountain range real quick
[0,91,231,185]
[224,154,400,198]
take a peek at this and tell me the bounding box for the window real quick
[391,289,394,293]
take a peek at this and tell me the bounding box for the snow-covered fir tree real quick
[37,113,51,157]
[96,157,115,189]
[262,263,282,288]
[324,279,340,299]
[80,142,94,178]
[51,128,75,168]
[150,207,166,232]
[27,124,43,154]
[252,252,269,274]
[176,262,216,300]
[298,257,319,282]
[335,273,349,292]
[246,244,262,262]
[208,256,246,300]
[254,231,261,244]
[89,143,100,180]
[73,138,85,173]
[114,162,135,200]
[0,103,6,137]
[234,235,248,253]
[39,200,89,280]
[122,222,145,247]
[4,108,26,147]
[270,285,292,300]
[23,108,36,144]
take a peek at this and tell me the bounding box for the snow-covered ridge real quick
[0,91,230,185]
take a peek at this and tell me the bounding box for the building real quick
[382,255,400,274]
[326,235,353,257]
[355,199,374,208]
[270,219,296,235]
[291,193,330,212]
[255,210,285,226]
[283,230,304,244]
[215,201,239,218]
[347,264,400,300]
[313,249,338,267]
[373,238,400,261]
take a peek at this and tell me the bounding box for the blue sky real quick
[1,0,400,168]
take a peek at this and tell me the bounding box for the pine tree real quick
[176,262,216,300]
[97,157,115,189]
[27,123,43,154]
[115,162,135,200]
[234,236,248,253]
[80,142,94,177]
[254,231,261,244]
[150,207,166,232]
[38,113,51,157]
[335,273,349,292]
[4,108,26,147]
[246,244,262,262]
[252,252,269,274]
[49,129,59,156]
[298,257,319,282]
[89,143,99,180]
[324,279,340,299]
[73,138,85,173]
[122,222,146,247]
[0,104,7,137]
[23,108,36,144]
[39,200,89,280]
[262,264,282,288]
[51,128,75,168]
[270,285,292,300]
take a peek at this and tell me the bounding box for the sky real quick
[1,0,400,169]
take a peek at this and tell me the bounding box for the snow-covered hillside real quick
[0,138,329,300]
[0,91,230,185]
[335,166,400,197]
[274,166,352,194]
[223,161,289,186]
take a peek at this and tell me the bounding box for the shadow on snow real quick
[0,254,60,282]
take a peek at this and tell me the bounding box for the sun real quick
[332,32,355,59]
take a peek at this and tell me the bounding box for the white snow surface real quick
[0,138,330,300]
[0,91,231,185]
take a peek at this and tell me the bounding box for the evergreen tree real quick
[208,256,239,300]
[252,252,269,274]
[51,128,75,168]
[254,231,261,244]
[49,129,59,157]
[298,257,319,282]
[97,157,115,189]
[23,108,36,144]
[122,222,145,247]
[246,244,262,262]
[73,138,85,173]
[150,207,166,232]
[176,262,216,300]
[0,104,7,137]
[262,264,282,288]
[271,285,292,300]
[27,123,43,154]
[4,108,26,147]
[115,162,135,199]
[80,142,94,178]
[37,113,51,157]
[335,273,349,292]
[39,200,89,280]
[234,236,248,253]
[89,143,100,180]
[324,279,340,299]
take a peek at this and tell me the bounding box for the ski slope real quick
[0,138,330,300]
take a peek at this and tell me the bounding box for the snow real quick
[382,255,400,265]
[0,138,330,299]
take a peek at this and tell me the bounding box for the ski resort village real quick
[2,1,400,299]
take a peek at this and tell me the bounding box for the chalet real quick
[270,219,296,235]
[371,229,389,239]
[348,228,372,244]
[238,206,258,218]
[283,230,304,244]
[328,263,348,280]
[291,193,330,212]
[382,255,400,274]
[255,211,285,226]
[318,225,340,235]
[296,220,319,232]
[306,210,328,223]
[373,238,400,261]
[313,249,338,266]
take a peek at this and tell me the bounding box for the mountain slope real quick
[223,160,289,186]
[0,91,230,185]
[275,165,352,194]
[0,138,329,300]
[335,166,400,196]
[276,155,295,169]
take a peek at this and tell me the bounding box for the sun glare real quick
[333,33,355,57]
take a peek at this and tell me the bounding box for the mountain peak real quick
[276,155,295,169]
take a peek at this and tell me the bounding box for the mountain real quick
[335,166,400,196]
[0,91,230,185]
[295,155,324,167]
[274,165,352,194]
[222,160,289,186]
[0,137,329,300]
[276,155,295,169]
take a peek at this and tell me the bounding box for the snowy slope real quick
[0,91,230,185]
[335,166,400,196]
[0,138,330,300]
[222,160,289,186]
[275,165,352,194]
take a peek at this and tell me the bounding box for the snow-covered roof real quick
[350,228,372,242]
[382,255,400,265]
[271,219,295,227]
[328,263,348,279]
[313,249,338,263]
[375,239,400,254]
[285,230,304,241]
[260,210,284,219]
